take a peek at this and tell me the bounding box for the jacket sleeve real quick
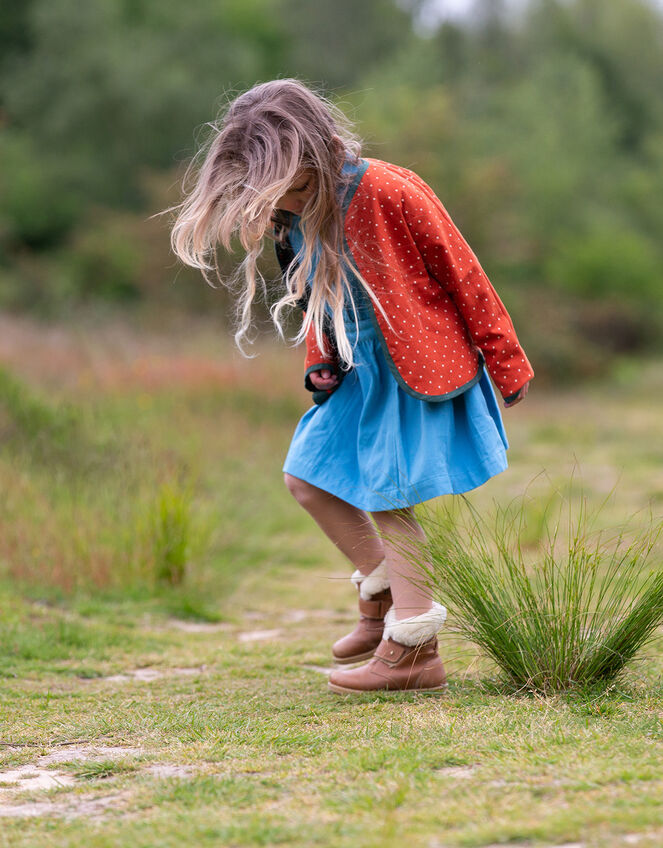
[399,174,534,399]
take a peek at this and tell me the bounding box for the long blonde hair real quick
[168,78,388,366]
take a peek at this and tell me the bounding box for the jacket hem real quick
[368,315,486,403]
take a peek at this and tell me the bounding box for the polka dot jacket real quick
[275,157,534,404]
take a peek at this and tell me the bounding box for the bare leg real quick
[371,507,433,620]
[284,473,385,575]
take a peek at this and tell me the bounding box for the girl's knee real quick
[283,473,321,507]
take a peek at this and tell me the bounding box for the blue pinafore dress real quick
[282,167,509,512]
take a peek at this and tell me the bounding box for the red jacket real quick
[277,157,533,404]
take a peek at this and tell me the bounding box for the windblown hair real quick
[168,78,389,366]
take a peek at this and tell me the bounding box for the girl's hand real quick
[504,381,530,408]
[309,368,339,390]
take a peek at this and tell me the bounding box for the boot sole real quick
[331,649,377,665]
[327,681,448,695]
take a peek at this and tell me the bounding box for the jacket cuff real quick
[305,363,346,405]
[304,362,340,392]
[497,367,534,401]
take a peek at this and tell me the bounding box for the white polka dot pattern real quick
[305,158,534,400]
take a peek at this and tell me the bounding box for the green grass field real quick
[2,311,663,847]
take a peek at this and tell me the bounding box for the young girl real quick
[170,79,533,695]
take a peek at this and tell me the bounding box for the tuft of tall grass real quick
[150,481,192,586]
[401,494,663,693]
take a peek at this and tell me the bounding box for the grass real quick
[3,311,663,845]
[67,760,139,781]
[404,493,663,693]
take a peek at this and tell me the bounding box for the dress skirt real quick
[282,299,509,512]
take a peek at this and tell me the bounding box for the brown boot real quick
[328,602,447,693]
[332,560,391,665]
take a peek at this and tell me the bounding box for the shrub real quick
[546,227,662,306]
[56,215,143,303]
[544,226,663,353]
[0,131,81,250]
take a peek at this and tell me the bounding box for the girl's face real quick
[275,169,316,215]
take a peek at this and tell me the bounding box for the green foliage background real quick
[1,0,663,379]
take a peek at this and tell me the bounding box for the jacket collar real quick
[339,155,369,217]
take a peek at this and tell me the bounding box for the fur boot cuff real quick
[383,602,447,647]
[350,559,390,600]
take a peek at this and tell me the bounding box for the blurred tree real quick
[281,0,414,88]
[526,0,663,156]
[0,0,35,84]
[480,53,623,255]
[1,0,291,211]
